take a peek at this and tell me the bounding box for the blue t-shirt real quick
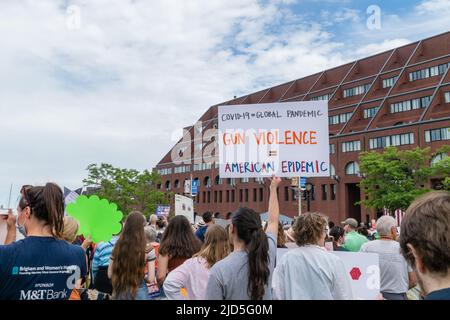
[425,288,450,300]
[0,236,87,300]
[195,226,208,242]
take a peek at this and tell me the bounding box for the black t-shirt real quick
[0,236,87,300]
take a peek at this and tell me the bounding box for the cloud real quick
[415,0,450,13]
[0,0,348,203]
[0,0,448,204]
[352,38,411,57]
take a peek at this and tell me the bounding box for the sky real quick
[0,0,449,207]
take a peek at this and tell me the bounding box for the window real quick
[204,176,211,188]
[239,189,243,202]
[231,190,235,202]
[259,188,264,201]
[226,190,230,202]
[368,133,414,148]
[215,175,222,185]
[425,127,450,142]
[330,164,336,176]
[363,107,379,119]
[255,177,264,184]
[241,178,249,183]
[331,184,337,200]
[342,140,361,153]
[165,181,171,190]
[174,179,180,188]
[174,166,190,174]
[322,185,328,200]
[245,189,249,202]
[345,162,360,175]
[329,112,352,125]
[193,163,212,171]
[382,76,397,88]
[202,192,206,203]
[431,153,448,166]
[284,187,290,202]
[390,96,431,113]
[409,62,450,82]
[329,144,335,154]
[253,188,257,202]
[158,168,172,175]
[214,191,217,203]
[311,93,332,101]
[207,191,211,203]
[343,83,371,98]
[445,92,450,103]
[219,191,222,203]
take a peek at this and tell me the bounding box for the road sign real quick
[300,177,307,188]
[191,179,199,196]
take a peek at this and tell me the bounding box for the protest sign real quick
[219,101,329,178]
[274,249,380,300]
[156,205,170,217]
[175,194,194,224]
[66,195,123,243]
[332,251,380,300]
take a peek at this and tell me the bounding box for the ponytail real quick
[247,228,269,300]
[24,183,65,238]
[43,183,65,238]
[232,208,270,300]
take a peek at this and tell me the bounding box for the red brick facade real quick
[155,31,450,225]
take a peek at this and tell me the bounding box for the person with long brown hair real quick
[163,224,230,299]
[108,211,155,300]
[0,183,87,300]
[156,215,202,288]
[205,176,281,300]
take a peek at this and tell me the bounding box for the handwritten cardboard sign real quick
[218,101,329,177]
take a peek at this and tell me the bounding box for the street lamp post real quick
[305,183,313,212]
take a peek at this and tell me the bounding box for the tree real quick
[83,163,170,218]
[430,145,450,191]
[358,147,432,213]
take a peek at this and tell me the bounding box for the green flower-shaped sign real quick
[66,195,123,243]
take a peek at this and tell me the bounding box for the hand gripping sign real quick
[66,195,123,243]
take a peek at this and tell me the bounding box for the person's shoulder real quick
[0,237,28,254]
[62,240,84,253]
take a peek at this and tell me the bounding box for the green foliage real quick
[358,147,431,213]
[431,145,450,191]
[83,163,170,218]
[66,195,123,243]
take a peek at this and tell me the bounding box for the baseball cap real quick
[341,218,358,228]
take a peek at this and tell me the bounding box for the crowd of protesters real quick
[0,179,450,300]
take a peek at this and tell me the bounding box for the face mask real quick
[16,219,27,237]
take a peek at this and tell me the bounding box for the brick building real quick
[154,31,450,224]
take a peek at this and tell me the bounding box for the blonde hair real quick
[194,225,230,268]
[149,214,158,225]
[63,216,79,244]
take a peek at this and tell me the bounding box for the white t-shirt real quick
[360,240,412,293]
[273,245,354,300]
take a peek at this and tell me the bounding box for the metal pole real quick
[298,177,302,216]
[7,183,12,209]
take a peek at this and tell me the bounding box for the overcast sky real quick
[0,0,449,207]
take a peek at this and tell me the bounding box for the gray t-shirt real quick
[205,232,277,300]
[360,240,412,294]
